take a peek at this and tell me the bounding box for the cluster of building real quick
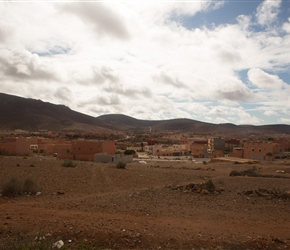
[0,135,290,162]
[129,136,290,161]
[0,137,117,161]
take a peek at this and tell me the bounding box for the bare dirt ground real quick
[0,155,290,249]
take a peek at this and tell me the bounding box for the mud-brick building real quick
[0,137,31,155]
[243,141,285,161]
[230,147,243,158]
[46,143,73,159]
[208,137,225,153]
[0,137,57,156]
[94,153,133,163]
[71,140,116,161]
[190,143,207,158]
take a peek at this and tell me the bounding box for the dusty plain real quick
[0,156,290,249]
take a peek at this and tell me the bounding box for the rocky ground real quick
[0,155,290,249]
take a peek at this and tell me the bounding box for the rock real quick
[276,170,285,173]
[52,240,64,249]
[201,189,209,195]
[36,192,42,196]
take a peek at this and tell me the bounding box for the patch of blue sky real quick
[32,46,71,57]
[173,0,259,30]
[277,71,290,84]
[236,69,249,81]
[241,102,260,111]
[172,1,290,32]
[280,1,290,22]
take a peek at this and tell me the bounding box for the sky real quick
[0,0,290,125]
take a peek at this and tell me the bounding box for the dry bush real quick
[203,179,215,192]
[1,177,23,197]
[1,177,39,197]
[229,166,258,177]
[23,177,38,195]
[62,160,76,168]
[116,161,126,169]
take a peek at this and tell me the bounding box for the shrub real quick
[23,177,38,194]
[203,179,215,192]
[202,161,207,165]
[62,160,76,168]
[116,161,126,169]
[1,177,39,197]
[1,177,23,197]
[124,149,136,155]
[229,166,258,177]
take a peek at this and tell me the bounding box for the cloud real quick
[264,110,277,116]
[209,105,261,125]
[216,47,242,65]
[73,66,120,86]
[78,94,121,108]
[62,3,130,40]
[102,82,152,99]
[280,118,290,124]
[0,25,11,44]
[0,1,289,125]
[0,49,58,81]
[283,18,290,33]
[153,73,187,88]
[248,68,287,90]
[54,87,73,103]
[256,0,282,27]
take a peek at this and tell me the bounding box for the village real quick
[1,130,290,249]
[1,130,290,164]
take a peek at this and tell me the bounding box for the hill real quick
[96,114,290,136]
[1,93,290,135]
[0,93,109,132]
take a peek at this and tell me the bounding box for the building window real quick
[252,148,254,152]
[259,149,261,152]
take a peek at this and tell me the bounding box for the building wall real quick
[243,141,277,161]
[16,137,32,155]
[190,143,207,158]
[94,153,133,163]
[144,145,153,154]
[71,140,116,161]
[48,143,73,159]
[113,154,133,163]
[101,141,116,155]
[0,137,31,156]
[180,137,188,145]
[0,141,16,155]
[152,145,174,156]
[230,147,243,158]
[94,153,112,163]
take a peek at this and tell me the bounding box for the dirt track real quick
[1,156,290,249]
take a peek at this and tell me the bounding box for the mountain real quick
[0,93,109,132]
[1,93,290,135]
[95,115,290,136]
